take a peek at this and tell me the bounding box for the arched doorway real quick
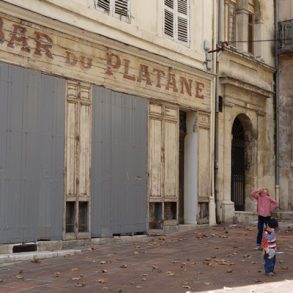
[231,117,245,211]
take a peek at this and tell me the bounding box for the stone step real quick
[273,210,293,220]
[234,210,293,224]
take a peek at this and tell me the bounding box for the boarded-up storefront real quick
[0,10,214,246]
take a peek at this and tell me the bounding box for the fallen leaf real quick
[71,268,79,272]
[16,275,24,280]
[281,266,289,270]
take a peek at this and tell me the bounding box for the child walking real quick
[262,218,279,276]
[250,188,278,250]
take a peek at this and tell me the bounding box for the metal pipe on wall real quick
[274,0,280,206]
[208,0,219,226]
[213,0,224,223]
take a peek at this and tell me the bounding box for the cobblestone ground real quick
[0,223,292,293]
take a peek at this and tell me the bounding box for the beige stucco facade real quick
[0,0,219,241]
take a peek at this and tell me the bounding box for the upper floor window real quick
[248,0,255,54]
[164,0,190,45]
[225,0,256,55]
[225,0,237,46]
[95,0,130,22]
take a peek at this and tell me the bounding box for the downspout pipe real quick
[209,0,218,226]
[213,0,224,224]
[274,0,280,206]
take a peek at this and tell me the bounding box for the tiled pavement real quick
[0,222,293,293]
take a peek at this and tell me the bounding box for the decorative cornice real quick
[220,76,274,98]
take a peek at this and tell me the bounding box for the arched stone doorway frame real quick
[231,113,257,212]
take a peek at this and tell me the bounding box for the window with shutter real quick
[96,0,110,13]
[115,0,129,17]
[95,0,130,22]
[164,0,189,45]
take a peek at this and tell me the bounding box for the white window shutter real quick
[164,10,174,37]
[165,0,174,9]
[177,0,189,43]
[96,0,110,12]
[164,0,189,44]
[114,0,129,17]
[164,0,174,38]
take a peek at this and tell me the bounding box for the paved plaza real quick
[0,222,292,293]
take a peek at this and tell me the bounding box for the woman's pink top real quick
[251,190,278,217]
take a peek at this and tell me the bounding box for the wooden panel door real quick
[65,81,92,239]
[148,102,178,229]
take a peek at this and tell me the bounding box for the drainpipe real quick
[212,0,224,224]
[274,0,280,206]
[208,0,218,226]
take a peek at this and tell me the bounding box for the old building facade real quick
[0,0,290,250]
[278,0,293,212]
[0,0,217,249]
[216,0,276,223]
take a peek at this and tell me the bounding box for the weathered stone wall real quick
[279,55,293,209]
[217,50,275,223]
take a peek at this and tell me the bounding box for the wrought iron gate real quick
[231,117,245,211]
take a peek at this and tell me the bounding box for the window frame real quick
[247,0,255,54]
[163,0,190,46]
[95,0,130,23]
[225,0,237,47]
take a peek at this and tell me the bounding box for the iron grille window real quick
[96,0,130,22]
[164,0,190,45]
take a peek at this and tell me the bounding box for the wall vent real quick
[13,243,37,253]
